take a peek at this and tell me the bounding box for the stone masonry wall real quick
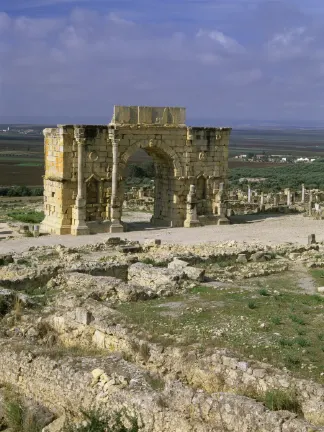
[42,106,231,235]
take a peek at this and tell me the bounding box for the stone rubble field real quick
[1,228,324,431]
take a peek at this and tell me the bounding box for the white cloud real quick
[196,29,245,54]
[1,1,324,123]
[107,12,134,26]
[14,16,63,38]
[266,27,315,61]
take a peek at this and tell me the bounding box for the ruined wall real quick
[42,106,231,235]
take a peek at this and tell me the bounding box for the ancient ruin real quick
[41,106,231,235]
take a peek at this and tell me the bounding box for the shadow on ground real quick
[230,212,296,224]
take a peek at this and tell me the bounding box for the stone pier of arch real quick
[41,106,231,235]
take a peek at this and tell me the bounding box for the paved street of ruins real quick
[1,213,324,254]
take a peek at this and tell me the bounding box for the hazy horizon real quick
[0,116,324,129]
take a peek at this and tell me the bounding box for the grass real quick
[258,288,270,296]
[309,268,324,287]
[115,273,324,383]
[63,410,141,432]
[140,257,168,267]
[16,162,43,167]
[263,389,301,414]
[289,314,306,325]
[271,316,281,325]
[3,391,43,432]
[40,344,106,360]
[7,210,44,224]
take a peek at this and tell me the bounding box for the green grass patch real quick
[16,162,43,167]
[309,268,324,287]
[289,314,306,325]
[116,274,324,383]
[258,288,270,296]
[7,210,44,224]
[263,389,301,414]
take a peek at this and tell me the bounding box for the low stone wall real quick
[0,342,321,432]
[50,306,324,427]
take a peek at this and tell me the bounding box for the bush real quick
[264,389,301,414]
[64,410,140,432]
[7,211,44,224]
[229,160,324,192]
[0,186,43,197]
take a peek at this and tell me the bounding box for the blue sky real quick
[1,0,324,124]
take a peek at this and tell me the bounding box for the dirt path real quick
[291,262,317,294]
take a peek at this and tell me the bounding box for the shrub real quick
[0,186,43,197]
[258,289,270,296]
[264,389,301,414]
[289,314,305,326]
[64,410,140,432]
[279,338,293,347]
[295,337,311,347]
[248,301,257,309]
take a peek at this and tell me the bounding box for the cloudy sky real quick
[1,0,324,125]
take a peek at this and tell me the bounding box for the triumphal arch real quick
[41,106,231,235]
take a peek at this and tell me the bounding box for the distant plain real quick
[0,126,323,186]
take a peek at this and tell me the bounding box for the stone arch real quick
[119,139,183,177]
[119,138,181,228]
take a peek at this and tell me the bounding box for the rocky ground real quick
[1,230,324,431]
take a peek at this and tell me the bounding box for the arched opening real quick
[120,146,175,230]
[196,175,206,200]
[196,175,207,215]
[85,176,101,222]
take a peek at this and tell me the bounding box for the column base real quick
[217,217,230,225]
[184,219,201,228]
[71,225,90,236]
[71,204,90,235]
[110,222,124,233]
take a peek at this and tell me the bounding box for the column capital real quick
[74,126,86,143]
[111,138,120,146]
[75,138,86,146]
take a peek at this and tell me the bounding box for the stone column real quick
[301,184,305,203]
[247,185,251,203]
[273,194,278,207]
[110,138,123,233]
[309,191,313,216]
[184,185,200,228]
[217,182,229,225]
[287,189,291,206]
[259,192,265,212]
[71,128,89,236]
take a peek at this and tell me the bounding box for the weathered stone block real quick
[75,307,93,325]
